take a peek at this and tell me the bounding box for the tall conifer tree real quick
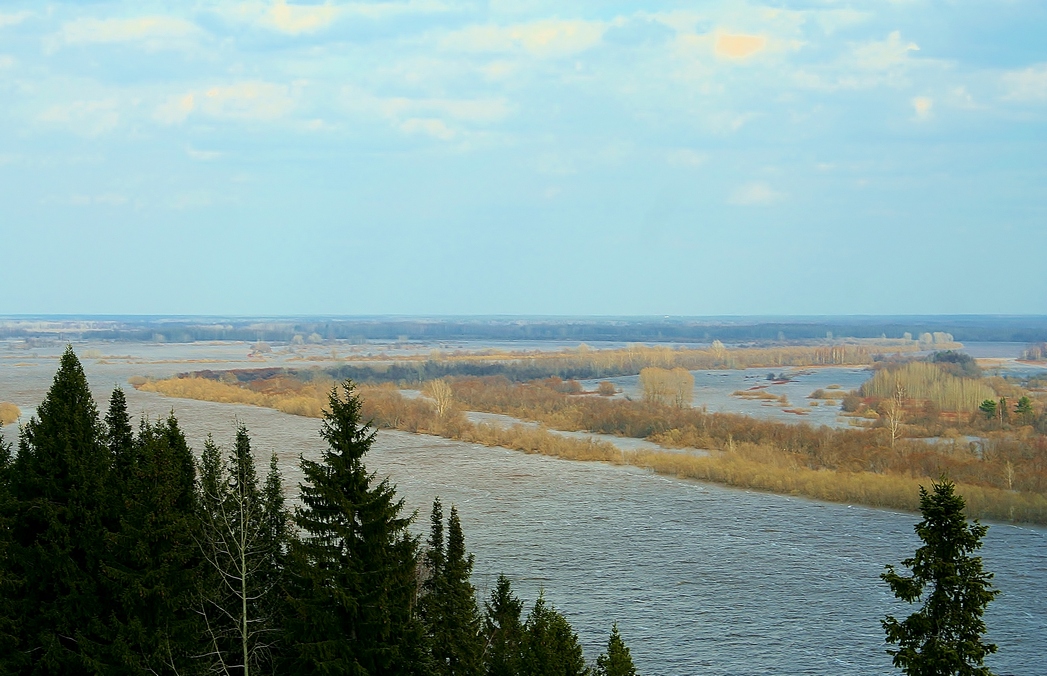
[882,479,999,676]
[0,429,22,672]
[594,625,637,676]
[522,595,589,676]
[421,500,483,676]
[9,346,113,673]
[483,575,524,676]
[286,380,426,675]
[105,411,201,675]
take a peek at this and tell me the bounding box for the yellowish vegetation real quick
[135,374,1047,523]
[639,367,694,407]
[138,377,327,418]
[0,402,21,426]
[860,362,996,412]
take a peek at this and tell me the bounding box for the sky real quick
[1,0,1045,317]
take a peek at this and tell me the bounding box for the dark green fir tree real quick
[104,410,201,675]
[594,624,637,676]
[483,575,524,676]
[882,479,999,676]
[422,499,484,676]
[0,427,22,672]
[286,380,427,675]
[522,594,589,676]
[8,346,113,673]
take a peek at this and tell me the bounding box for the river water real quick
[2,342,1045,675]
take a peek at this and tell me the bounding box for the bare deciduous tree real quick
[196,430,287,676]
[425,378,455,418]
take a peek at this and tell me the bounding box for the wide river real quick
[1,341,1045,675]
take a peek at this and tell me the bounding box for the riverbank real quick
[137,377,1047,524]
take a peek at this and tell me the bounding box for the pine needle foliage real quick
[521,595,589,676]
[421,499,484,676]
[9,346,113,673]
[882,480,999,676]
[105,410,200,675]
[286,380,426,675]
[595,624,637,676]
[483,575,525,676]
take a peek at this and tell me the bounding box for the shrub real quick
[0,402,20,426]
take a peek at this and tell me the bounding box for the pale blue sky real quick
[1,1,1045,316]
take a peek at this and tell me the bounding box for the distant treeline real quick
[0,349,637,675]
[179,342,923,387]
[4,315,1047,343]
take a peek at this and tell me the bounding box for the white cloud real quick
[713,31,767,60]
[400,117,455,140]
[155,83,298,124]
[261,1,341,35]
[0,55,15,69]
[38,100,121,137]
[187,147,224,161]
[231,0,450,35]
[202,82,296,120]
[912,96,933,120]
[155,93,196,125]
[667,149,708,168]
[851,31,918,70]
[728,181,786,205]
[70,193,128,206]
[0,11,31,29]
[343,87,511,137]
[811,9,871,35]
[1002,64,1047,102]
[441,19,606,58]
[50,16,201,50]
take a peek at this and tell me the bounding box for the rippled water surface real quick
[2,342,1045,675]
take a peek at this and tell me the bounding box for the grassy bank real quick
[137,376,1047,524]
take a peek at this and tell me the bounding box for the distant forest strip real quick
[137,375,1047,524]
[6,314,1047,342]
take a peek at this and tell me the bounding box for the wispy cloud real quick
[343,87,511,139]
[728,181,786,206]
[155,82,298,123]
[441,19,606,58]
[667,149,708,168]
[851,31,919,70]
[187,147,224,161]
[1002,63,1047,102]
[49,16,201,50]
[714,31,767,60]
[912,95,933,120]
[0,11,31,29]
[231,0,451,35]
[38,99,121,137]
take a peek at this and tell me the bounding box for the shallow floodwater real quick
[2,341,1046,675]
[583,366,873,429]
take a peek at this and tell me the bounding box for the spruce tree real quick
[594,625,637,676]
[522,594,589,676]
[0,430,22,672]
[9,346,113,673]
[882,479,999,676]
[483,575,524,676]
[421,500,483,676]
[286,380,426,675]
[259,452,292,669]
[105,412,201,675]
